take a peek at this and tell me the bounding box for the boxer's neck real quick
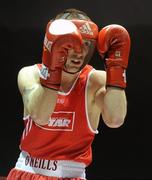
[60,70,79,92]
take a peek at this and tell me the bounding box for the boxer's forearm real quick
[23,84,58,125]
[102,87,127,128]
[97,24,130,128]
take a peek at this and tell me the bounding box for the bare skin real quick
[18,41,127,129]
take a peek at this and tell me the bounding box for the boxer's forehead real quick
[56,12,90,20]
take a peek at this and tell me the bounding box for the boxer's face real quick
[64,40,91,73]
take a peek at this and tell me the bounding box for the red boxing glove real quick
[40,19,83,90]
[97,24,131,89]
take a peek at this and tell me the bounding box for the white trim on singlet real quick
[22,115,33,140]
[85,69,98,134]
[15,151,86,179]
[23,115,30,120]
[58,71,81,96]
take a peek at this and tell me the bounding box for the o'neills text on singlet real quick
[25,154,58,171]
[15,151,86,178]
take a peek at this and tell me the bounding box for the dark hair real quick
[55,8,91,20]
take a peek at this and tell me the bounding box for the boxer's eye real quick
[83,40,91,47]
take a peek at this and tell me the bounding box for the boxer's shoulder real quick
[86,69,106,109]
[17,64,40,95]
[88,69,106,92]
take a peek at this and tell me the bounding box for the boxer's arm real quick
[95,24,130,127]
[92,70,127,128]
[18,65,58,125]
[17,20,82,125]
[95,83,127,128]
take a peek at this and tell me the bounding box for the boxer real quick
[7,8,130,180]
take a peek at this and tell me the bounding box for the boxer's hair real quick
[55,8,91,21]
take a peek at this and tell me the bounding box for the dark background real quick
[0,0,152,179]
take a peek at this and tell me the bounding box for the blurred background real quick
[0,0,152,179]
